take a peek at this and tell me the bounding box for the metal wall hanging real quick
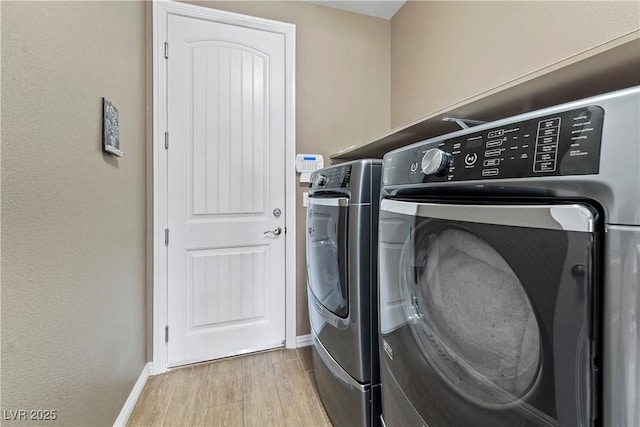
[102,98,123,157]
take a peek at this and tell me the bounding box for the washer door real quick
[307,196,349,318]
[378,199,599,427]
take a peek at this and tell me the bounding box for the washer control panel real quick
[384,106,604,185]
[310,165,352,189]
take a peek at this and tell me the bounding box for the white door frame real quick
[152,0,296,375]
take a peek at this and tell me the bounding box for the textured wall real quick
[185,1,391,335]
[391,1,640,128]
[1,2,148,425]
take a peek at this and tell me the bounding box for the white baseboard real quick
[114,362,152,426]
[296,334,312,347]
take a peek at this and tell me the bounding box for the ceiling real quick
[307,1,406,20]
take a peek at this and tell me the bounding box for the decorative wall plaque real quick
[102,98,123,157]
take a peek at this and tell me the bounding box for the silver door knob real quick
[264,227,282,236]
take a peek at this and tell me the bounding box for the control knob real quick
[421,148,451,176]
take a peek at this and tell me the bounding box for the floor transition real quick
[128,346,332,427]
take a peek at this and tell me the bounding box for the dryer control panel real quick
[384,106,604,185]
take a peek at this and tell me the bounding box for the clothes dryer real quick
[307,159,382,427]
[378,87,639,426]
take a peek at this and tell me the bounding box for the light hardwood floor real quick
[128,347,333,427]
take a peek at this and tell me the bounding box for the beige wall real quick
[1,2,148,425]
[186,1,391,335]
[391,1,640,128]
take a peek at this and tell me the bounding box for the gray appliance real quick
[307,159,382,427]
[378,86,639,426]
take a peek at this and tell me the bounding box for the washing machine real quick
[377,86,639,426]
[307,159,382,427]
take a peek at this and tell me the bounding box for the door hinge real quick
[164,132,169,149]
[164,228,169,246]
[164,41,169,59]
[165,325,169,343]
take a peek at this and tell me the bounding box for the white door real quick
[166,13,286,367]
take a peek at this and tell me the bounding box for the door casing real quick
[152,0,296,374]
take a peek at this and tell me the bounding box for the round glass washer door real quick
[401,225,542,408]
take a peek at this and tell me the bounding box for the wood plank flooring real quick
[128,347,333,427]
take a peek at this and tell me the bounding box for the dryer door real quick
[378,199,600,427]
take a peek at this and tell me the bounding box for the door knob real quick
[264,227,282,236]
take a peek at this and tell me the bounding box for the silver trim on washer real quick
[380,199,595,232]
[308,197,349,207]
[311,328,368,392]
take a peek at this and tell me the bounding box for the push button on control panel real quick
[464,153,478,166]
[488,129,504,138]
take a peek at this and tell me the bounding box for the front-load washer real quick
[307,159,382,427]
[378,86,639,426]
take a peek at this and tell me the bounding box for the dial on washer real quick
[421,148,451,176]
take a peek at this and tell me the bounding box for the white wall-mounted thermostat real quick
[296,154,324,183]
